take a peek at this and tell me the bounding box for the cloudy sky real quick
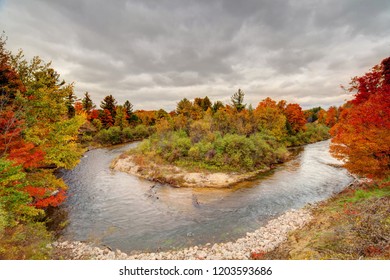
[1,0,389,111]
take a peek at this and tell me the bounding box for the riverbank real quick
[51,177,390,260]
[265,177,390,260]
[111,154,271,188]
[51,208,312,260]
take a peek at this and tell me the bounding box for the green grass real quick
[339,187,390,204]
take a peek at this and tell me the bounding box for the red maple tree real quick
[330,57,390,179]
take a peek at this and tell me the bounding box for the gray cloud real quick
[1,0,389,111]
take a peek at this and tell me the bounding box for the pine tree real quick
[66,91,77,118]
[82,92,95,113]
[231,89,246,112]
[123,100,134,124]
[100,94,117,118]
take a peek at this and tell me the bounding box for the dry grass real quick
[265,180,390,260]
[0,222,52,260]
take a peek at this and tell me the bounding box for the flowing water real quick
[59,140,352,253]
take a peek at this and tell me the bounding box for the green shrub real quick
[302,123,330,143]
[95,126,122,144]
[133,126,295,172]
[81,134,93,143]
[222,134,255,169]
[122,127,134,141]
[91,119,102,131]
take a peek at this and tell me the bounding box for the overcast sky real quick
[1,0,389,111]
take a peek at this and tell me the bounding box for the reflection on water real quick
[59,140,352,253]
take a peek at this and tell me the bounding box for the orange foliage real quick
[330,57,390,179]
[0,110,44,168]
[317,109,327,124]
[100,109,114,127]
[135,110,156,126]
[325,106,338,127]
[284,103,307,133]
[25,186,66,208]
[254,97,287,139]
[88,109,100,121]
[74,101,83,115]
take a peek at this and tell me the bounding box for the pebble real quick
[52,208,312,260]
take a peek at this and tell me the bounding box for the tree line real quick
[1,33,388,258]
[130,88,333,172]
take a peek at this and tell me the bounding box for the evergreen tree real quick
[100,94,117,118]
[231,88,246,112]
[66,91,77,118]
[202,96,212,111]
[82,92,95,113]
[123,100,134,123]
[212,101,224,112]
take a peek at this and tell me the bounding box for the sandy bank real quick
[111,154,269,188]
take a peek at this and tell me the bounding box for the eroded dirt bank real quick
[111,154,270,188]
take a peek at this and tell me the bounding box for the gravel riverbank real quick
[52,208,312,260]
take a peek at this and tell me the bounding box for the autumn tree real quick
[254,97,286,139]
[82,92,95,113]
[325,106,338,127]
[194,96,212,111]
[212,106,231,135]
[100,94,117,118]
[114,105,128,130]
[0,158,42,225]
[135,110,156,126]
[1,37,85,217]
[330,57,390,179]
[283,103,307,134]
[0,109,44,169]
[317,109,327,124]
[176,98,192,117]
[10,46,85,206]
[231,88,246,112]
[155,108,169,119]
[100,109,114,128]
[233,109,255,136]
[11,55,85,169]
[176,98,202,120]
[212,101,224,112]
[0,39,45,169]
[74,101,83,115]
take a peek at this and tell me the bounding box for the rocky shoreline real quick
[52,208,312,260]
[111,154,270,188]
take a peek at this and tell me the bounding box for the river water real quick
[59,140,352,254]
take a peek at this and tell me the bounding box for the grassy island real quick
[113,93,331,187]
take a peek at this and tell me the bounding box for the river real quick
[58,139,352,254]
